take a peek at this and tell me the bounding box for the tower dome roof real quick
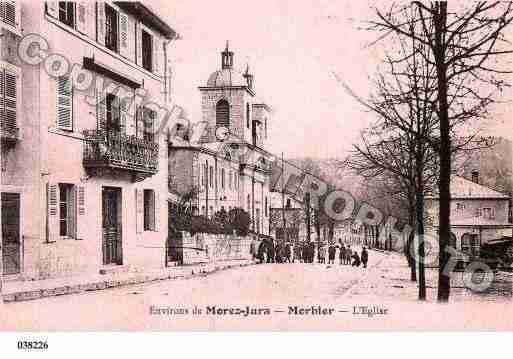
[206,68,247,87]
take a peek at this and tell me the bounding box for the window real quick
[221,168,225,189]
[105,4,118,52]
[209,166,214,188]
[59,183,75,238]
[203,164,208,187]
[106,93,122,134]
[247,194,251,213]
[246,103,250,128]
[143,189,156,231]
[265,197,268,217]
[56,76,73,130]
[286,198,291,208]
[456,203,465,211]
[0,68,18,133]
[142,29,153,72]
[229,172,232,190]
[475,208,482,217]
[216,99,230,128]
[482,207,495,219]
[58,2,75,27]
[143,108,155,142]
[0,2,16,27]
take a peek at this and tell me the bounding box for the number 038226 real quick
[17,340,49,350]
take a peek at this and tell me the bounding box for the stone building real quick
[168,43,273,236]
[424,171,513,263]
[1,2,177,280]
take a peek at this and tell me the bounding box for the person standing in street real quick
[361,246,369,268]
[328,244,336,264]
[345,245,352,265]
[339,243,346,265]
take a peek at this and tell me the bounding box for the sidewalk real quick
[344,250,512,302]
[2,259,256,303]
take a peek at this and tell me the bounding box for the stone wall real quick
[174,232,259,265]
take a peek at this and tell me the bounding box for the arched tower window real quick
[216,99,230,128]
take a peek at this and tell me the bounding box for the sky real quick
[153,0,513,159]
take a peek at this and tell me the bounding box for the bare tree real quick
[366,1,513,302]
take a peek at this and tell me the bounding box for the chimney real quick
[471,169,479,184]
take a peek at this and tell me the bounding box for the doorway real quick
[2,192,21,275]
[102,187,122,265]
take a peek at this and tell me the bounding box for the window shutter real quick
[68,186,77,238]
[96,85,106,131]
[136,23,142,66]
[1,1,16,27]
[154,191,160,231]
[119,96,127,134]
[46,1,58,19]
[2,69,17,134]
[153,35,162,76]
[47,183,59,241]
[96,2,106,46]
[135,188,143,234]
[119,12,129,58]
[126,16,136,62]
[75,185,86,240]
[135,106,143,139]
[56,76,73,130]
[76,2,88,35]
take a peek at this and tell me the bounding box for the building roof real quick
[427,175,509,200]
[206,68,247,87]
[115,2,177,40]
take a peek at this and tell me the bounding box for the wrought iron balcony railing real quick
[83,129,159,181]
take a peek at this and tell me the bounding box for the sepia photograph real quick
[0,0,513,340]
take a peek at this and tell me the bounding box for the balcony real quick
[83,130,159,182]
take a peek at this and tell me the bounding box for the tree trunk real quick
[434,1,451,302]
[416,190,427,300]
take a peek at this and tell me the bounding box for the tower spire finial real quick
[243,62,254,89]
[221,41,234,69]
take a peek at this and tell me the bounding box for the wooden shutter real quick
[96,2,106,46]
[119,12,129,58]
[153,35,162,76]
[96,84,106,131]
[135,106,143,139]
[47,183,59,241]
[2,69,17,133]
[154,191,160,231]
[136,23,142,66]
[46,1,58,19]
[76,2,88,35]
[135,188,143,234]
[126,16,136,62]
[1,1,16,27]
[56,76,73,130]
[119,95,127,134]
[75,185,86,239]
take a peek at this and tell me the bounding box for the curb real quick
[2,261,255,303]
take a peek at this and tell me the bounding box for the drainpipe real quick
[0,150,3,302]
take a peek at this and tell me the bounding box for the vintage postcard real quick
[1,0,512,335]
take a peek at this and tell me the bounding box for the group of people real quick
[251,237,369,268]
[319,243,369,268]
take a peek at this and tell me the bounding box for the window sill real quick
[48,127,84,140]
